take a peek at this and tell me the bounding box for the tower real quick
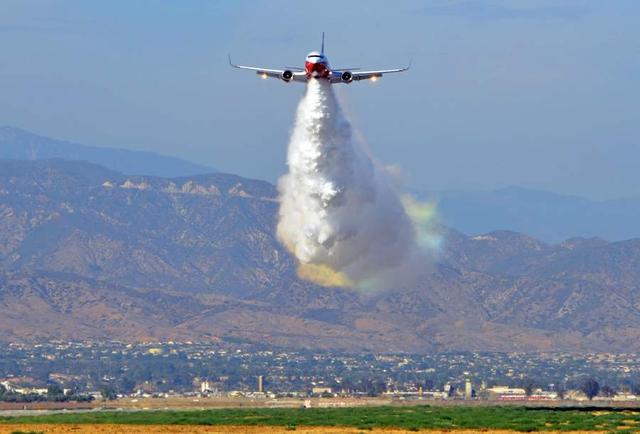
[465,379,473,399]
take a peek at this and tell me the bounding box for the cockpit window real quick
[308,55,322,58]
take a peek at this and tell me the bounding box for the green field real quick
[2,406,640,431]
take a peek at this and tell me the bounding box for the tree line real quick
[0,383,93,403]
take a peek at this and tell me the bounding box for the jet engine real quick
[341,71,354,83]
[281,70,294,82]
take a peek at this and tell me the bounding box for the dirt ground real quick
[0,426,610,434]
[0,397,392,412]
[3,396,639,412]
[101,396,394,410]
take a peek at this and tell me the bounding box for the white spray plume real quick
[277,79,438,290]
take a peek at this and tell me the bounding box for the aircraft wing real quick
[331,61,411,83]
[229,56,307,82]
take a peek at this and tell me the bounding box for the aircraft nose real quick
[305,61,328,78]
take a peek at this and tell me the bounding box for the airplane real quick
[229,33,410,84]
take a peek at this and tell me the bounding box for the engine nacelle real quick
[341,71,354,83]
[281,70,294,82]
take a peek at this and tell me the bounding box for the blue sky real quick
[1,0,639,199]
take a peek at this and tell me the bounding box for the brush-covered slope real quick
[2,159,640,352]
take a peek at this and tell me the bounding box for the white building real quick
[465,379,473,399]
[200,380,211,393]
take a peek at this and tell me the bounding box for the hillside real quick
[1,159,640,352]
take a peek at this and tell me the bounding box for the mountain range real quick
[423,187,640,243]
[1,158,640,352]
[3,125,640,242]
[0,126,215,178]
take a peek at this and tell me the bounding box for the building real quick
[465,379,473,399]
[200,380,211,394]
[312,387,332,395]
[487,386,525,401]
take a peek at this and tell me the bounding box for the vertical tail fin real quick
[321,32,325,55]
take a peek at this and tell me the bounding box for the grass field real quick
[2,405,640,432]
[3,426,607,434]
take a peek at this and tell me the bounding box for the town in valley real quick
[1,341,639,407]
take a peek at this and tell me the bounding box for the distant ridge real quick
[422,186,640,243]
[5,126,640,244]
[0,126,215,177]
